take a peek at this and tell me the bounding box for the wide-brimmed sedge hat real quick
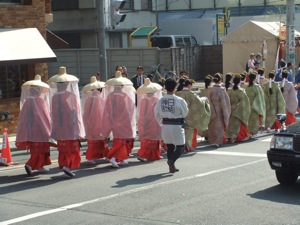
[105,71,133,86]
[48,66,79,83]
[22,74,49,89]
[81,76,105,94]
[136,78,162,95]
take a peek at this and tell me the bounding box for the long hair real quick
[232,75,241,90]
[225,73,232,90]
[204,75,213,89]
[248,73,256,87]
[213,73,222,84]
[281,70,288,93]
[268,71,275,95]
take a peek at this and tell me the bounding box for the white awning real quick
[0,28,57,65]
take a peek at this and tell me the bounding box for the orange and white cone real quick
[1,128,12,165]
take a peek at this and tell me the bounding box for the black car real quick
[267,118,300,185]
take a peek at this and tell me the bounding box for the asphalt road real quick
[0,133,300,225]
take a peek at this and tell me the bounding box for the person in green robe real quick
[244,73,266,136]
[176,79,211,151]
[262,71,286,131]
[226,74,251,143]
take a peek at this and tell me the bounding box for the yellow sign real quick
[217,15,225,34]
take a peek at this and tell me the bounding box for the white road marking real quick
[0,158,266,225]
[261,137,272,142]
[197,151,266,158]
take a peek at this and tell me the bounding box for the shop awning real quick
[130,26,157,47]
[0,28,57,65]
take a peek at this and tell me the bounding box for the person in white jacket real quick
[154,78,188,173]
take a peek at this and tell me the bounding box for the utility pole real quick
[286,0,295,80]
[97,0,108,81]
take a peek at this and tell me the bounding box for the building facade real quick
[0,0,55,133]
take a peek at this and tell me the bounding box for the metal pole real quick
[286,0,295,81]
[155,0,159,30]
[97,0,108,81]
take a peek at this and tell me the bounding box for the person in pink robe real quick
[136,78,162,161]
[16,75,52,176]
[82,76,108,163]
[48,67,85,177]
[101,71,136,168]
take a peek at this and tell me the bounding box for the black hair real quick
[257,69,264,75]
[176,77,186,92]
[268,71,275,95]
[137,66,143,70]
[232,76,241,90]
[184,79,193,87]
[240,73,246,81]
[248,73,256,87]
[213,73,222,83]
[225,73,232,90]
[204,75,212,89]
[165,78,177,92]
[281,70,288,93]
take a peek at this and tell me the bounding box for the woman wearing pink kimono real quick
[280,70,298,126]
[136,78,163,161]
[206,73,231,147]
[48,67,85,177]
[101,71,136,168]
[16,75,52,176]
[82,76,109,164]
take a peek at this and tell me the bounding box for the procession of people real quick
[15,60,300,177]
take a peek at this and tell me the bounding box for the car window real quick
[151,37,173,48]
[183,37,191,46]
[175,37,184,47]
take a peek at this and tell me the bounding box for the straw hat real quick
[22,75,49,89]
[136,78,162,95]
[105,71,133,86]
[81,76,105,94]
[48,66,79,83]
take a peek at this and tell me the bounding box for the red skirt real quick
[236,124,250,142]
[107,138,128,162]
[57,140,81,169]
[126,138,134,155]
[192,129,198,149]
[285,111,296,126]
[86,140,109,160]
[137,140,161,160]
[271,120,282,130]
[18,142,52,170]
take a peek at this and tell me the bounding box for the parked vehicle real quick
[150,35,198,48]
[267,114,300,185]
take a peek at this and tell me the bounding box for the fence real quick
[48,45,222,86]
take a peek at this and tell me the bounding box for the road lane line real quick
[261,137,272,142]
[0,158,266,225]
[197,151,266,158]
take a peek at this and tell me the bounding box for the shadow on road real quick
[111,172,173,188]
[247,182,300,206]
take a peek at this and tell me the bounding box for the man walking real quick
[154,78,188,173]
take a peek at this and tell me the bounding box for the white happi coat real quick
[154,94,188,145]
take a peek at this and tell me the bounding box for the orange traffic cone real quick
[1,128,12,164]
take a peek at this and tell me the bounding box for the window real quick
[141,0,152,10]
[123,0,134,10]
[183,37,191,46]
[0,64,27,99]
[150,37,173,48]
[52,0,79,11]
[0,0,21,3]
